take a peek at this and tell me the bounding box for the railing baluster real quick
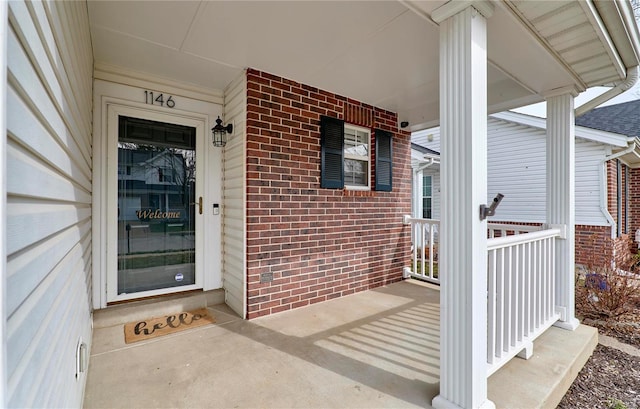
[543,238,548,320]
[429,224,435,281]
[524,241,531,337]
[487,249,496,365]
[551,237,556,315]
[511,243,519,347]
[504,246,512,351]
[497,248,504,358]
[411,223,420,274]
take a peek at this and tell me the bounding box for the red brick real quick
[245,68,411,319]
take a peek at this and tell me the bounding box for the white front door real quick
[106,106,206,302]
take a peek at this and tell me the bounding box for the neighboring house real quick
[575,100,640,264]
[411,109,640,268]
[4,1,640,409]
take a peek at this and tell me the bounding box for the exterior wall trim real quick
[94,62,224,105]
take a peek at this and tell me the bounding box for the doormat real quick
[124,308,215,344]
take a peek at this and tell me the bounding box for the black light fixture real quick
[211,116,233,147]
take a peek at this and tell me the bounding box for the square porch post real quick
[432,2,495,408]
[546,92,580,330]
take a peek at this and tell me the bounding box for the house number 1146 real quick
[144,91,175,108]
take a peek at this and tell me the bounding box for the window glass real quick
[344,125,370,188]
[117,116,196,295]
[423,175,432,219]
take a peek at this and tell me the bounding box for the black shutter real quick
[321,116,344,189]
[375,129,393,191]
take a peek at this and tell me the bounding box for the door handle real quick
[191,196,203,215]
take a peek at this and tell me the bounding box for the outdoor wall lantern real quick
[211,116,232,147]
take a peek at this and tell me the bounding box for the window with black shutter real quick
[320,116,393,191]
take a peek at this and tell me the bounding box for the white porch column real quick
[546,92,580,330]
[432,2,494,408]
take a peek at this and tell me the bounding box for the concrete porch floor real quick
[83,279,596,408]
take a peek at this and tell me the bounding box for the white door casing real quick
[93,79,223,308]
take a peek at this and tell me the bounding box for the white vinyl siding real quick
[487,119,608,225]
[486,120,547,222]
[223,73,247,318]
[6,1,93,407]
[575,141,609,225]
[412,117,610,226]
[412,129,441,153]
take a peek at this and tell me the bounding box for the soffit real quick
[87,1,635,131]
[612,138,640,169]
[502,0,629,87]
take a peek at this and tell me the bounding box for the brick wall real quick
[630,167,640,238]
[575,225,612,268]
[244,69,412,319]
[607,160,633,235]
[603,160,638,268]
[491,222,615,268]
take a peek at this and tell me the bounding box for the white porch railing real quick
[486,226,562,376]
[406,218,563,376]
[406,217,440,284]
[406,220,542,285]
[487,222,541,238]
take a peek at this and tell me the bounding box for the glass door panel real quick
[117,116,197,295]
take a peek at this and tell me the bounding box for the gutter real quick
[415,158,435,172]
[575,65,639,117]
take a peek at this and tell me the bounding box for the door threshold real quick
[106,289,203,306]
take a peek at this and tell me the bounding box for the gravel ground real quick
[558,344,640,409]
[558,296,640,409]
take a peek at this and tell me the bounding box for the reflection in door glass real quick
[117,116,196,295]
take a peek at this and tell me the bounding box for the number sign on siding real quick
[144,90,176,108]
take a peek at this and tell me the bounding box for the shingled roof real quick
[575,99,640,138]
[411,142,440,156]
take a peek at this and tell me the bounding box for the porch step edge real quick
[92,289,225,328]
[489,324,598,409]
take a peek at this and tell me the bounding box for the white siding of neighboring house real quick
[486,119,547,222]
[223,72,247,318]
[6,1,93,407]
[413,117,611,226]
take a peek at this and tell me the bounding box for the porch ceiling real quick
[88,1,639,131]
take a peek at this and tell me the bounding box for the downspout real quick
[575,66,639,117]
[600,142,636,239]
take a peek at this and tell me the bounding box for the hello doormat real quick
[124,308,215,344]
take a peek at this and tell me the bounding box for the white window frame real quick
[343,124,371,190]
